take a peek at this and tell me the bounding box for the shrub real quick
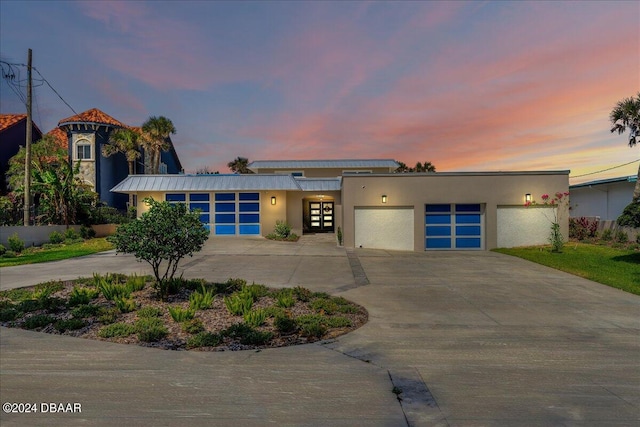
[224,292,253,315]
[337,226,343,245]
[189,285,215,310]
[108,198,209,299]
[182,318,205,334]
[49,231,65,244]
[569,217,599,240]
[0,288,32,301]
[243,283,269,300]
[2,250,17,258]
[89,205,130,225]
[296,314,327,339]
[54,318,85,332]
[98,322,136,338]
[23,314,55,329]
[71,304,101,318]
[136,317,168,342]
[273,220,292,238]
[274,314,297,334]
[601,229,613,241]
[617,199,640,227]
[97,278,131,301]
[80,225,96,239]
[34,280,64,297]
[168,305,195,322]
[223,323,272,345]
[68,286,99,307]
[183,278,208,291]
[137,306,163,318]
[218,278,246,294]
[243,308,267,327]
[275,289,295,308]
[0,244,5,256]
[615,230,629,244]
[325,317,352,328]
[64,228,80,241]
[310,298,338,314]
[7,233,24,253]
[114,296,137,313]
[187,331,222,348]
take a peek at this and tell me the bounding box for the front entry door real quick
[309,201,334,232]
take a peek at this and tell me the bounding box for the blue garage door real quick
[166,193,211,232]
[214,192,260,235]
[425,204,483,250]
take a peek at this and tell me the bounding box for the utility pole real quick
[23,48,32,226]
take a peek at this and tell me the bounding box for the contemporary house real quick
[0,114,43,195]
[57,108,182,210]
[569,176,636,221]
[112,159,570,251]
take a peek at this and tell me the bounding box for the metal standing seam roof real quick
[247,159,399,170]
[569,175,637,189]
[295,177,342,191]
[111,174,304,193]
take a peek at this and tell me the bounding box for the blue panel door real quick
[425,204,483,250]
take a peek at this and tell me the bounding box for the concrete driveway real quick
[1,235,638,426]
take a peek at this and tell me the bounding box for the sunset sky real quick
[1,1,638,184]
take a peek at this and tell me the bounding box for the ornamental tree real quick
[109,198,209,299]
[525,192,570,252]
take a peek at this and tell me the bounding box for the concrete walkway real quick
[1,236,639,426]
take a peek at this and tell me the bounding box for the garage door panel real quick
[426,204,484,250]
[355,208,414,251]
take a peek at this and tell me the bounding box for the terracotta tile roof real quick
[46,127,69,150]
[58,108,126,128]
[0,114,27,132]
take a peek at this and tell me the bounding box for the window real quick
[76,143,92,160]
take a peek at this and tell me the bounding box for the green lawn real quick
[493,243,640,296]
[0,238,114,268]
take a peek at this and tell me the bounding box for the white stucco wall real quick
[497,206,557,248]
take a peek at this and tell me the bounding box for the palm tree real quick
[414,161,436,172]
[227,156,254,174]
[610,93,640,200]
[102,127,142,208]
[141,116,176,174]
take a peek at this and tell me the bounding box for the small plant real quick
[49,231,65,244]
[0,244,6,256]
[0,307,20,322]
[98,322,136,338]
[243,308,267,327]
[23,314,55,329]
[244,283,269,300]
[68,286,99,307]
[274,220,292,238]
[219,278,246,294]
[71,304,101,318]
[125,274,147,293]
[275,289,295,308]
[189,285,215,310]
[168,305,195,322]
[7,232,25,253]
[54,318,85,332]
[224,292,253,315]
[274,314,297,334]
[97,307,120,324]
[64,228,81,241]
[97,279,131,301]
[292,286,313,302]
[137,306,163,318]
[187,331,222,348]
[184,278,208,291]
[223,323,272,345]
[182,318,205,334]
[135,317,168,342]
[2,250,17,258]
[295,314,327,339]
[569,217,599,241]
[337,226,343,246]
[114,296,137,313]
[325,317,352,328]
[310,298,339,314]
[33,280,64,297]
[601,229,613,241]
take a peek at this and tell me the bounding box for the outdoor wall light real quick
[525,193,532,203]
[271,196,276,205]
[382,195,387,203]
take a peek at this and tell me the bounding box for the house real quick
[569,176,636,221]
[57,108,182,210]
[0,114,43,195]
[111,159,570,251]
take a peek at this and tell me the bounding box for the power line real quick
[570,158,640,178]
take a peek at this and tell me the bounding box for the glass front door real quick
[309,201,334,232]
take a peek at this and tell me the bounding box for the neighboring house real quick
[57,108,182,210]
[569,176,636,221]
[0,114,43,195]
[112,159,570,251]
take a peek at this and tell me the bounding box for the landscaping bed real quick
[0,275,367,351]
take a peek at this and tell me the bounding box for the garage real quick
[354,207,414,251]
[425,204,484,250]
